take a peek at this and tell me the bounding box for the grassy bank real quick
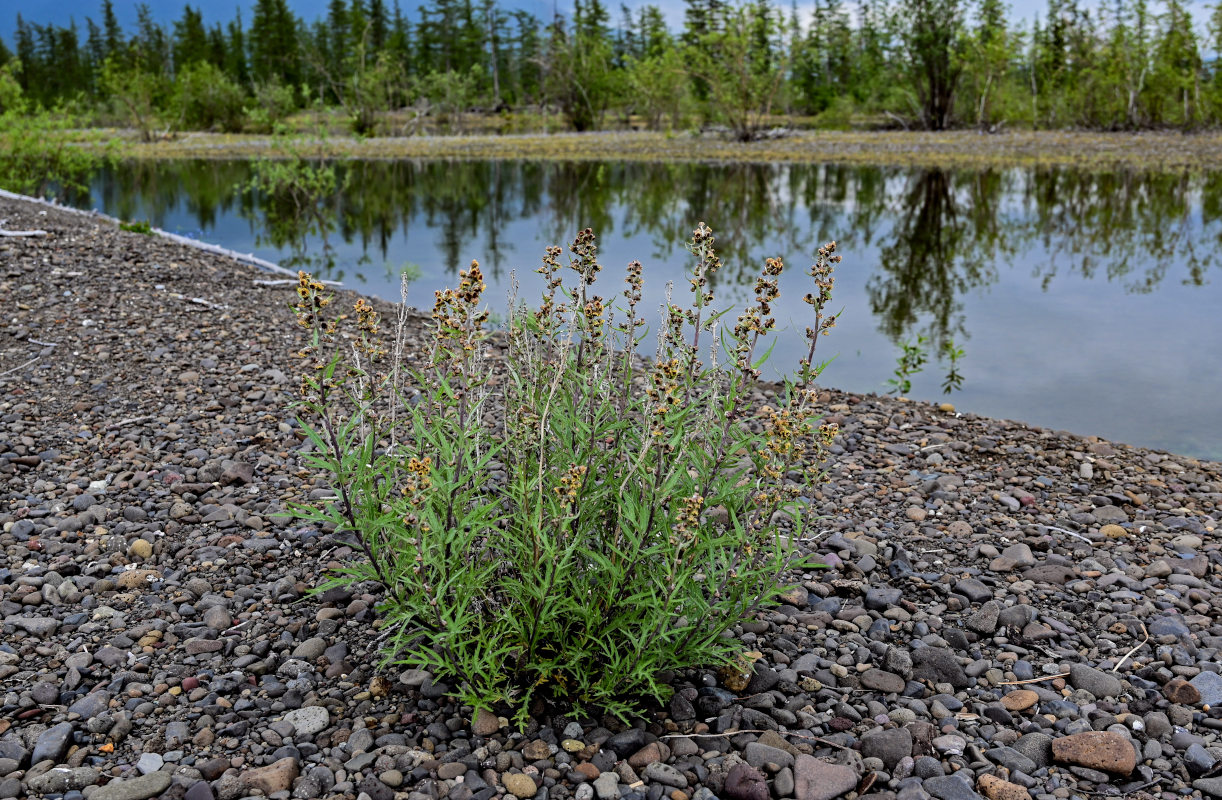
[98,129,1222,170]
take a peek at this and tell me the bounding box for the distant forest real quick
[3,0,1222,137]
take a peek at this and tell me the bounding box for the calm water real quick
[78,160,1222,460]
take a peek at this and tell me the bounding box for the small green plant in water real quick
[885,336,965,396]
[245,125,346,264]
[119,219,154,234]
[885,335,929,395]
[940,339,965,394]
[384,261,423,284]
[290,226,842,724]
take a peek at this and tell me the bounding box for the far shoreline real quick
[84,128,1222,171]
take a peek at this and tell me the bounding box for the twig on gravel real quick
[1083,777,1161,797]
[27,339,57,347]
[998,672,1071,685]
[254,278,343,287]
[660,730,854,751]
[0,229,47,237]
[171,294,229,311]
[105,416,155,431]
[0,356,40,378]
[1112,622,1149,672]
[1046,525,1092,543]
[190,296,227,310]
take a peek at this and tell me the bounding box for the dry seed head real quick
[671,493,704,544]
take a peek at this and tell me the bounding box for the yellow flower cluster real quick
[354,298,379,335]
[687,223,721,308]
[292,271,336,334]
[554,464,588,503]
[645,357,684,437]
[672,493,704,544]
[432,260,489,358]
[582,297,607,337]
[624,260,643,304]
[398,455,433,509]
[352,297,386,360]
[569,228,602,284]
[535,246,565,328]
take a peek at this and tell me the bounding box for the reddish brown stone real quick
[628,742,671,768]
[1163,678,1202,706]
[978,774,1029,800]
[573,763,601,781]
[1051,731,1136,775]
[472,708,501,736]
[1000,689,1038,712]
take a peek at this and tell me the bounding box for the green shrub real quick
[99,55,170,143]
[291,226,842,723]
[245,80,298,134]
[174,62,247,133]
[119,219,154,234]
[0,62,118,197]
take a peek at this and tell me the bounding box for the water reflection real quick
[79,159,1222,459]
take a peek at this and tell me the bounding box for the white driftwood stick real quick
[0,229,48,237]
[0,188,304,280]
[253,278,342,287]
[151,228,299,277]
[0,356,40,378]
[1112,622,1149,672]
[187,296,228,310]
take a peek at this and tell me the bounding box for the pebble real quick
[924,774,984,800]
[862,727,913,769]
[135,752,163,774]
[283,705,330,735]
[1190,672,1222,706]
[723,764,768,800]
[642,762,688,788]
[793,755,857,800]
[503,771,537,796]
[30,722,75,765]
[977,774,1029,800]
[239,757,299,795]
[91,772,173,800]
[1051,731,1137,775]
[1000,690,1038,711]
[594,773,620,800]
[473,708,501,736]
[1068,663,1123,699]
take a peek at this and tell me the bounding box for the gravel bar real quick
[2,193,1221,800]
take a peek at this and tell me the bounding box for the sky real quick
[1,0,1217,46]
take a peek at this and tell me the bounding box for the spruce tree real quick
[173,6,209,72]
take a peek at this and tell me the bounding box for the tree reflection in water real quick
[86,157,1220,367]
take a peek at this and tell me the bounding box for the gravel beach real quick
[2,192,1221,800]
